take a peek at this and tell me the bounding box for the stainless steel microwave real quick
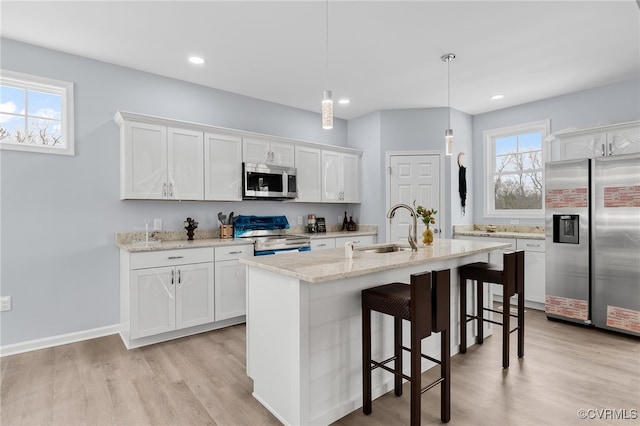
[243,163,297,200]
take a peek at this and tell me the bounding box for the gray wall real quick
[0,39,352,346]
[471,78,640,224]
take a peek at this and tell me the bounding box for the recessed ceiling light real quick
[491,94,504,100]
[188,56,206,65]
[338,99,350,104]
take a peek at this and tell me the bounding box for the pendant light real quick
[322,0,333,129]
[441,53,456,156]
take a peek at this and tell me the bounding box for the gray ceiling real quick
[2,1,639,120]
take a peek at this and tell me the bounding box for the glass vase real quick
[422,228,434,245]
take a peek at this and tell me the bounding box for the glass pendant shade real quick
[445,128,453,156]
[322,89,333,130]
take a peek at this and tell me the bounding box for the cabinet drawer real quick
[214,244,254,261]
[517,239,545,252]
[311,238,336,250]
[335,235,375,247]
[130,247,214,270]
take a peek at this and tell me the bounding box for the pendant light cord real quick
[447,58,451,128]
[325,0,329,89]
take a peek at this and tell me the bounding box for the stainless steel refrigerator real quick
[545,153,640,337]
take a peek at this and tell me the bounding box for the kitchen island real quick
[240,238,511,426]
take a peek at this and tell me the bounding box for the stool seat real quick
[362,269,451,426]
[459,251,525,369]
[361,283,412,319]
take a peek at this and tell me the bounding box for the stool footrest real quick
[370,359,411,382]
[421,377,445,395]
[401,345,442,365]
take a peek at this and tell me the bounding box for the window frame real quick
[483,119,550,219]
[0,69,75,156]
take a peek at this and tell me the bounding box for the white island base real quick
[243,239,510,426]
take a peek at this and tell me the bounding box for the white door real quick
[204,132,242,201]
[167,127,204,200]
[295,146,322,202]
[123,121,167,199]
[214,260,247,321]
[341,152,361,203]
[322,150,341,202]
[130,266,175,339]
[175,262,215,329]
[387,154,441,244]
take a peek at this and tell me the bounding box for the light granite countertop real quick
[239,238,511,283]
[115,225,378,252]
[453,224,545,240]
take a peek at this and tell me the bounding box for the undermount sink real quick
[357,244,412,253]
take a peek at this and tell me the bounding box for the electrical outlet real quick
[0,296,11,312]
[338,215,343,224]
[153,218,162,230]
[510,219,520,225]
[297,216,303,225]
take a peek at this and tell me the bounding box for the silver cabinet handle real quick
[163,183,167,197]
[228,251,242,254]
[353,240,360,244]
[178,269,181,284]
[318,243,327,247]
[171,270,174,285]
[168,256,184,260]
[169,182,174,197]
[609,142,613,155]
[526,243,540,248]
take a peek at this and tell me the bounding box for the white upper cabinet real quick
[121,121,167,199]
[243,137,295,167]
[553,121,640,161]
[167,127,204,200]
[204,132,242,201]
[322,150,361,203]
[294,146,322,202]
[119,118,204,200]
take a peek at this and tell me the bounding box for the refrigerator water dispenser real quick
[553,214,579,244]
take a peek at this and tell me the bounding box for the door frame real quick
[385,150,446,243]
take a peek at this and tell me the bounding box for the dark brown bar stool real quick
[459,250,525,369]
[362,269,451,426]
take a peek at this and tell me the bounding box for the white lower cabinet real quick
[517,239,546,305]
[311,235,376,251]
[311,237,336,250]
[454,235,545,309]
[120,245,252,349]
[214,245,254,321]
[128,248,215,340]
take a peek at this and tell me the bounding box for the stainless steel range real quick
[234,215,311,256]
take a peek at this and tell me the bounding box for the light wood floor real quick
[1,308,638,425]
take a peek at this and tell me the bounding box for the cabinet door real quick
[517,239,546,304]
[295,146,322,202]
[204,133,242,200]
[243,138,271,164]
[214,259,247,321]
[167,127,204,200]
[607,125,640,156]
[270,141,295,167]
[175,263,215,329]
[558,132,604,160]
[341,152,361,203]
[321,150,341,202]
[122,121,167,199]
[130,266,175,339]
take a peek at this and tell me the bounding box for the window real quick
[0,69,74,156]
[484,120,549,218]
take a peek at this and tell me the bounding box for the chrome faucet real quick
[387,204,418,251]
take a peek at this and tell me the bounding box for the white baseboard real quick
[0,324,120,357]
